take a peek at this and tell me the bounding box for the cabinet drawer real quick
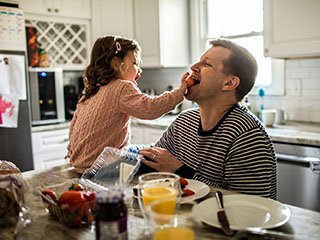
[33,153,68,170]
[145,128,164,144]
[32,128,69,153]
[131,126,145,144]
[32,128,69,170]
[44,158,69,169]
[130,126,164,145]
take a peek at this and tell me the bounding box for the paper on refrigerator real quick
[0,54,27,100]
[0,94,19,128]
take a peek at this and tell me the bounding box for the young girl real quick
[66,36,188,174]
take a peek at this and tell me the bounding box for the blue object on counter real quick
[127,148,139,154]
[258,87,266,111]
[258,87,265,97]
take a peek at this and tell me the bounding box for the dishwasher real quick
[274,141,320,212]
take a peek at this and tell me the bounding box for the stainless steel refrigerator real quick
[0,4,34,171]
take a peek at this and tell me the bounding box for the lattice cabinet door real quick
[26,18,90,70]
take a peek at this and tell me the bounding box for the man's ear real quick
[222,76,240,91]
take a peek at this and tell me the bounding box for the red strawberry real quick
[179,177,189,189]
[182,189,195,197]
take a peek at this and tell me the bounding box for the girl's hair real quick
[80,35,141,101]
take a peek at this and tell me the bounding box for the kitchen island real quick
[1,164,319,240]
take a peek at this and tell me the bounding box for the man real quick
[139,39,277,200]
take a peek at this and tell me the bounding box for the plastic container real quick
[0,160,29,227]
[81,147,143,187]
[40,179,96,228]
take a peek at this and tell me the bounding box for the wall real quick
[137,67,188,94]
[65,58,320,124]
[249,58,320,123]
[63,68,189,95]
[139,59,320,123]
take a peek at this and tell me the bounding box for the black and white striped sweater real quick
[155,105,277,200]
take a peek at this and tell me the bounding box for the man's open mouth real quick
[190,75,200,86]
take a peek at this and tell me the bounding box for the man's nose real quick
[190,62,200,72]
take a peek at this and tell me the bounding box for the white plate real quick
[192,195,291,230]
[180,179,210,203]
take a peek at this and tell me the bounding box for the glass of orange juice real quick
[137,172,181,227]
[147,199,197,240]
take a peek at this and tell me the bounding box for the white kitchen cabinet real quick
[17,0,91,70]
[91,0,134,43]
[18,0,91,19]
[263,0,320,58]
[25,17,90,70]
[32,128,69,170]
[91,0,189,67]
[130,125,145,144]
[134,0,190,67]
[144,128,164,144]
[130,125,164,144]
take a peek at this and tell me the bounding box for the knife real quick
[215,191,234,236]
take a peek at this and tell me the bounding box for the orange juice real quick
[153,227,195,240]
[142,186,177,215]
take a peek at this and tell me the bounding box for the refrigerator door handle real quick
[310,160,320,174]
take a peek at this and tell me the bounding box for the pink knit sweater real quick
[67,79,184,173]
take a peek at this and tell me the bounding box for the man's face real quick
[185,46,232,103]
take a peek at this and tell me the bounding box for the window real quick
[190,0,284,95]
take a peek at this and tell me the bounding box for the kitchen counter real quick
[266,121,320,147]
[132,114,320,147]
[32,121,71,132]
[1,164,319,240]
[131,114,178,129]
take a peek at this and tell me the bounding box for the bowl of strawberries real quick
[40,181,96,228]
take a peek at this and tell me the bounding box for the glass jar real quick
[95,188,128,240]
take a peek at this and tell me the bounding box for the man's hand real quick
[139,147,183,173]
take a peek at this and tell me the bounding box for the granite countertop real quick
[266,121,320,146]
[132,114,320,147]
[1,164,320,239]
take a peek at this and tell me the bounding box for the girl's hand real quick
[177,72,190,93]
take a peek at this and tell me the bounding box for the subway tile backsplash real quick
[250,58,320,123]
[138,59,320,124]
[65,58,320,124]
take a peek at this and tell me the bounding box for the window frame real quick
[189,0,285,96]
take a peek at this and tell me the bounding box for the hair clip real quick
[115,42,121,54]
